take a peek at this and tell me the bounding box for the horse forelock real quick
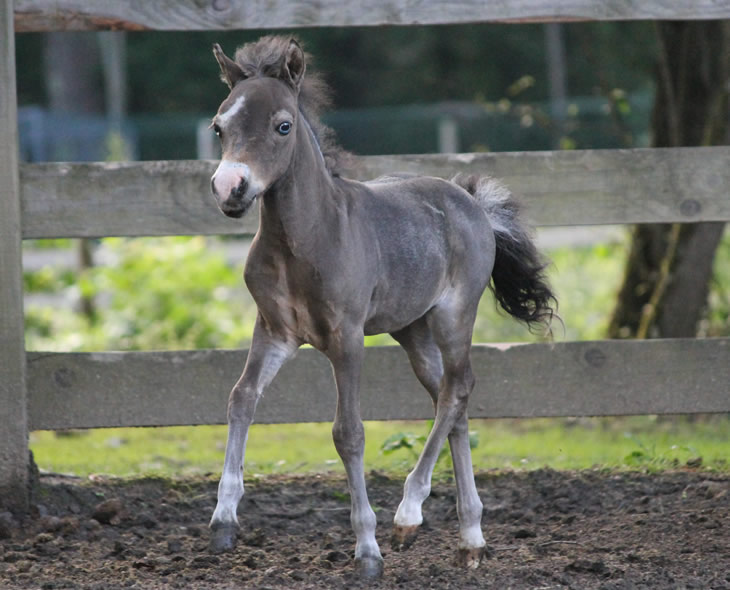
[232,35,348,176]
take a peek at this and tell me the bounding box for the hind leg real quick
[390,319,442,550]
[449,411,486,568]
[391,314,486,566]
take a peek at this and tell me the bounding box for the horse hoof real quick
[355,555,384,581]
[456,545,486,569]
[391,524,420,551]
[208,523,238,554]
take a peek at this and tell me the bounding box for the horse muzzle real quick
[211,160,261,218]
[219,181,258,219]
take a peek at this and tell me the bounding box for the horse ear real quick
[283,39,306,91]
[213,43,246,89]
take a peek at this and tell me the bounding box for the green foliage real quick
[104,131,134,161]
[25,230,730,351]
[25,236,256,351]
[28,235,626,352]
[381,432,424,457]
[622,433,703,471]
[24,266,75,293]
[16,24,658,160]
[380,421,479,474]
[16,23,657,115]
[24,239,74,250]
[704,226,730,337]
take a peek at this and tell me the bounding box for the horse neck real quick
[258,114,339,251]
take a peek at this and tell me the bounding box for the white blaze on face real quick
[217,94,246,125]
[211,94,266,202]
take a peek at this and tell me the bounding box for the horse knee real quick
[332,420,364,458]
[450,416,469,437]
[438,365,475,407]
[456,364,475,394]
[227,384,258,422]
[437,382,471,414]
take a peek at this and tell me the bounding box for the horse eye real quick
[213,124,222,138]
[277,121,292,136]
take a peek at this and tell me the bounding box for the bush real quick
[25,236,256,351]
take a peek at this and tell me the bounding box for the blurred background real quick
[16,24,655,161]
[16,23,730,477]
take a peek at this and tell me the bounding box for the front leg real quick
[327,330,384,580]
[209,318,296,553]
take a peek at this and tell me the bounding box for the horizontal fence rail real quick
[20,147,730,239]
[14,0,730,31]
[27,338,730,430]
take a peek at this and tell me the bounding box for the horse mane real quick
[233,35,349,176]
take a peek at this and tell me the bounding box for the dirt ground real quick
[0,469,728,589]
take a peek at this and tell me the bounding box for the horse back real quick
[351,175,496,334]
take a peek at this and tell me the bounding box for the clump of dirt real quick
[1,469,728,589]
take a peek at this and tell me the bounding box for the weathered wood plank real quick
[354,148,730,226]
[20,147,730,239]
[26,338,730,430]
[14,0,730,32]
[20,160,249,239]
[0,0,29,512]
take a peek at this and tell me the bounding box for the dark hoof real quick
[355,555,384,581]
[208,523,238,554]
[391,524,420,551]
[456,545,486,569]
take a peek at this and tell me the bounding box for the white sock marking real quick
[394,473,430,527]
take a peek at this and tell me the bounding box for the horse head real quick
[210,38,306,218]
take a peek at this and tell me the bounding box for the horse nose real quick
[232,178,249,199]
[211,160,254,204]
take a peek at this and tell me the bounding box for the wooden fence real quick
[2,0,730,511]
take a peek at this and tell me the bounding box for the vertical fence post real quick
[0,0,29,513]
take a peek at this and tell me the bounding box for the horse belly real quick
[362,256,446,336]
[363,306,429,336]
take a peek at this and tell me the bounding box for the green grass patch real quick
[30,416,729,478]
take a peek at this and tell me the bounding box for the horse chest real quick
[245,250,341,347]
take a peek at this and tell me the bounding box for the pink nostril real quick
[211,176,218,196]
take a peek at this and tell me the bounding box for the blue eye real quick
[277,121,292,135]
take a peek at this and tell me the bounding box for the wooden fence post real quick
[0,0,29,513]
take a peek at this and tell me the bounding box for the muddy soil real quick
[1,469,728,589]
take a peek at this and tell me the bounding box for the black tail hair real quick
[452,174,558,334]
[490,223,557,334]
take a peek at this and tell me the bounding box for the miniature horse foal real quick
[206,36,556,580]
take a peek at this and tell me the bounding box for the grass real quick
[30,415,729,478]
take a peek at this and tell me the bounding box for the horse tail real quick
[452,173,558,335]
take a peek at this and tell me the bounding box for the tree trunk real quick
[44,33,104,115]
[44,33,104,321]
[608,21,730,339]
